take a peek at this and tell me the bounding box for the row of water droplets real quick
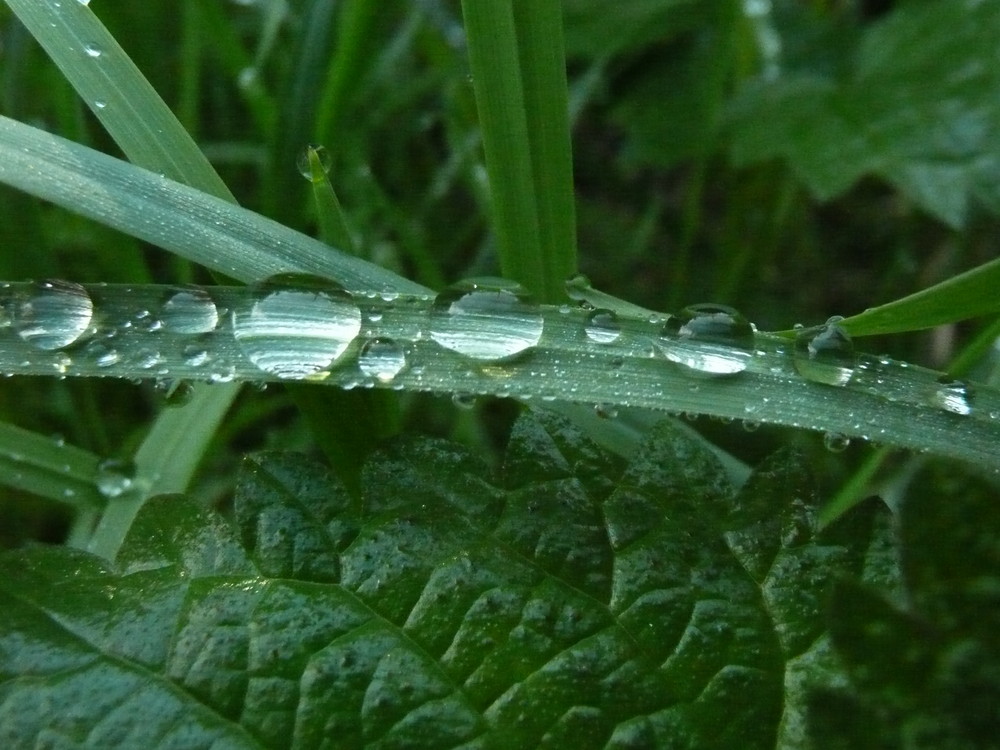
[0,275,985,424]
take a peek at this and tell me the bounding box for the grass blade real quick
[835,257,1000,337]
[0,422,103,512]
[511,0,578,298]
[0,116,430,294]
[460,0,545,297]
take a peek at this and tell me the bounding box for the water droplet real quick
[794,317,855,386]
[657,303,754,375]
[452,393,477,410]
[83,43,102,58]
[296,144,333,182]
[564,273,594,305]
[233,274,362,380]
[96,458,136,498]
[93,100,107,109]
[161,288,219,333]
[584,308,621,344]
[84,340,120,367]
[77,0,91,5]
[15,280,94,350]
[358,338,407,382]
[742,419,761,432]
[182,344,211,368]
[237,67,258,90]
[429,278,543,361]
[933,378,973,416]
[133,348,162,370]
[823,432,850,453]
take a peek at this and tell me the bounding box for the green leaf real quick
[728,2,1000,228]
[809,463,1000,748]
[0,412,894,748]
[561,0,701,59]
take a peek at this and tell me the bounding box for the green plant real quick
[0,0,998,747]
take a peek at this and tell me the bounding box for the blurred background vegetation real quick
[1,0,998,545]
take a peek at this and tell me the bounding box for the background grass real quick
[1,0,998,545]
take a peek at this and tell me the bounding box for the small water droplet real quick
[429,278,543,361]
[237,67,258,89]
[161,288,219,334]
[182,344,211,368]
[233,274,362,380]
[96,458,136,498]
[296,144,333,182]
[358,338,407,382]
[84,340,120,367]
[93,99,107,109]
[452,393,477,410]
[823,432,850,453]
[83,43,102,58]
[794,317,855,386]
[933,378,973,416]
[564,273,594,305]
[584,308,621,344]
[133,348,162,370]
[15,280,94,350]
[157,379,195,407]
[594,403,619,419]
[657,303,754,375]
[742,419,761,432]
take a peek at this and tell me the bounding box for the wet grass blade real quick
[4,0,232,201]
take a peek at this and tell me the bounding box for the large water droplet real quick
[429,278,543,361]
[564,272,594,304]
[358,338,407,382]
[296,144,333,182]
[83,43,102,58]
[584,309,621,344]
[233,275,362,380]
[657,303,754,375]
[15,280,94,350]
[96,458,136,499]
[161,288,219,334]
[794,317,855,386]
[933,378,973,416]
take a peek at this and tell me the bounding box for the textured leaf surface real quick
[0,413,886,748]
[728,2,1000,227]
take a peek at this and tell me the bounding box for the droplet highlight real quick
[584,308,621,344]
[429,278,543,361]
[933,378,973,416]
[15,280,94,350]
[657,303,754,375]
[794,317,855,386]
[83,43,102,58]
[358,338,407,382]
[233,275,362,380]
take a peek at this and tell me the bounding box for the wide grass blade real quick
[0,116,429,294]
